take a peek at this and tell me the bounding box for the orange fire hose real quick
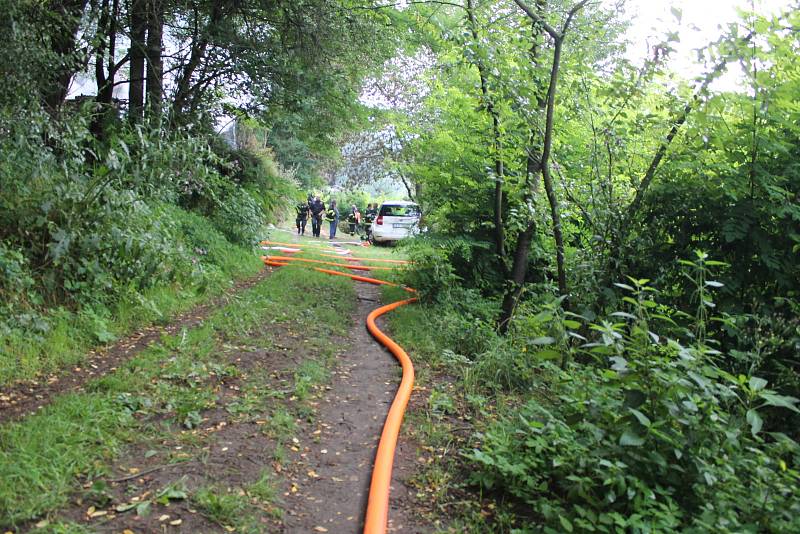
[263,252,416,534]
[362,297,417,534]
[318,253,410,265]
[314,268,415,293]
[264,255,392,271]
[263,260,290,267]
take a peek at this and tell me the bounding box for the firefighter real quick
[309,195,326,237]
[295,195,311,235]
[347,204,361,235]
[325,200,340,239]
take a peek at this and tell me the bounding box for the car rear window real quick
[379,204,420,217]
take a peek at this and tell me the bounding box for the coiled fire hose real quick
[261,252,416,534]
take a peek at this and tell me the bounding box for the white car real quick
[370,201,421,243]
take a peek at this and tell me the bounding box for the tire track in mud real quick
[0,270,271,424]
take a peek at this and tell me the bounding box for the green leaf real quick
[136,501,151,517]
[670,6,682,23]
[759,392,800,413]
[116,502,139,513]
[610,356,628,371]
[629,408,651,427]
[535,349,562,361]
[530,336,556,345]
[746,409,763,436]
[620,429,645,447]
[748,376,767,392]
[559,515,574,533]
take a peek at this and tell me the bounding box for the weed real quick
[271,443,288,465]
[262,408,296,441]
[294,359,328,401]
[193,486,247,528]
[247,470,278,504]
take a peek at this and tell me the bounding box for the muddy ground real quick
[279,283,426,534]
[15,262,431,533]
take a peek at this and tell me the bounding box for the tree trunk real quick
[92,0,116,141]
[171,3,223,125]
[498,3,546,333]
[128,0,147,122]
[610,54,735,282]
[499,220,536,333]
[42,0,89,113]
[145,0,163,121]
[498,0,588,332]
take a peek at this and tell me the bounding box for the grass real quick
[193,486,248,528]
[1,233,407,528]
[192,471,281,529]
[293,359,329,402]
[0,263,355,529]
[0,394,132,523]
[27,520,96,534]
[0,212,264,386]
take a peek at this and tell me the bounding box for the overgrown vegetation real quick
[0,0,398,383]
[389,251,800,531]
[370,1,800,530]
[0,108,280,383]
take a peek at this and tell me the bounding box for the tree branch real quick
[512,0,559,39]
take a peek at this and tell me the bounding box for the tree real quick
[498,0,590,330]
[128,0,147,122]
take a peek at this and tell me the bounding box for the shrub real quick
[0,109,275,383]
[467,276,800,532]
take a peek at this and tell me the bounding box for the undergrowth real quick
[0,108,298,385]
[386,250,800,533]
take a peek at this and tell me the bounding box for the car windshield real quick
[379,204,420,217]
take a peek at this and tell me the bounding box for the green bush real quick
[0,108,286,383]
[467,276,800,532]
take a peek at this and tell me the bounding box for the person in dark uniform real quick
[364,203,378,222]
[295,195,311,235]
[347,205,361,235]
[309,195,326,237]
[363,203,378,241]
[325,200,340,239]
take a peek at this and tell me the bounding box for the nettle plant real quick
[469,253,800,532]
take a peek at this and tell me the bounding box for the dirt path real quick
[5,240,431,533]
[0,270,270,424]
[280,281,425,533]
